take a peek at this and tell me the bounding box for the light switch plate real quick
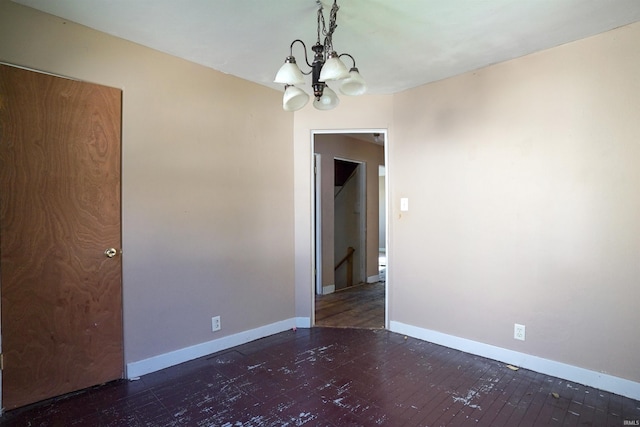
[400,198,409,211]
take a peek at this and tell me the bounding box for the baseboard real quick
[322,285,335,295]
[367,274,380,283]
[127,318,301,379]
[390,321,640,401]
[295,317,311,328]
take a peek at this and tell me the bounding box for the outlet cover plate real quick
[212,316,221,332]
[514,323,525,341]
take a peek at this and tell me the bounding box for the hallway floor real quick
[315,282,385,329]
[1,328,638,426]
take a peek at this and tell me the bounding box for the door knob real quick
[104,248,118,258]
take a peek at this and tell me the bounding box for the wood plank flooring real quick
[315,282,385,329]
[1,327,638,426]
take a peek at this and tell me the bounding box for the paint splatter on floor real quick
[451,377,500,410]
[1,328,638,426]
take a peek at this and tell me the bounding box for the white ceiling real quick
[13,0,640,94]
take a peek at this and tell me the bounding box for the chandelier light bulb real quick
[313,85,339,110]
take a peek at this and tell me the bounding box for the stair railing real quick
[334,246,355,288]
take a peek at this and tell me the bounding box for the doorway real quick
[0,64,124,410]
[312,131,387,329]
[333,158,365,291]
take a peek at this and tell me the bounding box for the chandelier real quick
[274,0,366,111]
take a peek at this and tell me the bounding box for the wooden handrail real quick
[335,246,355,270]
[335,246,355,288]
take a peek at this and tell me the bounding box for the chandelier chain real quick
[326,1,339,53]
[316,1,325,44]
[316,0,340,56]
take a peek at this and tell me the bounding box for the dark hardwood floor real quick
[1,328,638,426]
[315,282,385,329]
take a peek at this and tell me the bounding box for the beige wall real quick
[0,0,295,363]
[392,22,640,381]
[314,134,385,289]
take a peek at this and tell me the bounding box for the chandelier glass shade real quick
[340,68,367,96]
[319,51,350,81]
[282,85,310,112]
[313,85,339,110]
[274,57,305,86]
[274,0,366,111]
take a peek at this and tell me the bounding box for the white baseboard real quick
[295,317,311,328]
[127,318,302,379]
[367,274,380,283]
[390,321,640,401]
[322,285,335,295]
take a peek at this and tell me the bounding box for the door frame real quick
[311,129,389,328]
[314,153,323,295]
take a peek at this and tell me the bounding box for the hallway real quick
[315,282,385,329]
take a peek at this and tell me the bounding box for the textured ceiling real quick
[12,0,640,94]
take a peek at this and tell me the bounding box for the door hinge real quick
[1,353,4,370]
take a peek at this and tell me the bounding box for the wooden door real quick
[0,64,123,410]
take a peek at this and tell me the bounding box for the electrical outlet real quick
[212,316,221,332]
[514,323,525,341]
